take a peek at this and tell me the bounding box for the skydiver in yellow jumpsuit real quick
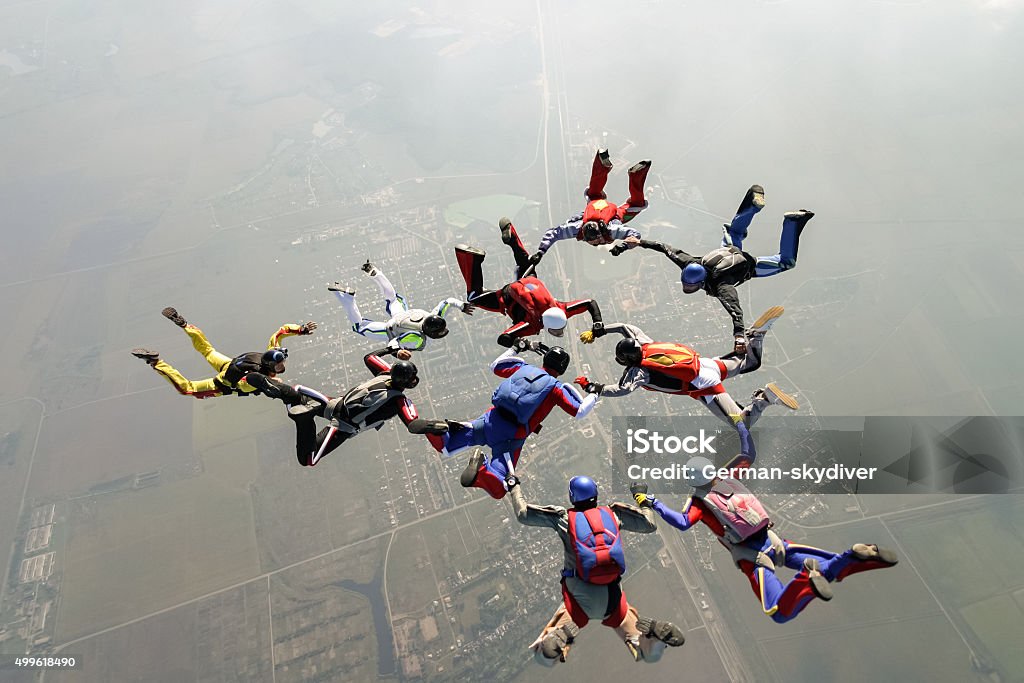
[131,307,317,399]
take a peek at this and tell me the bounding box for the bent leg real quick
[726,185,765,249]
[332,290,364,326]
[740,560,819,624]
[455,245,486,298]
[532,603,581,667]
[184,326,232,372]
[620,160,651,224]
[151,360,224,399]
[585,149,612,200]
[369,270,408,316]
[755,211,811,277]
[352,319,390,341]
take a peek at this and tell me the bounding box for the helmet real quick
[681,264,707,294]
[581,220,605,242]
[686,456,716,487]
[542,346,571,377]
[389,361,420,389]
[422,315,448,339]
[261,347,288,373]
[541,307,567,336]
[614,338,643,366]
[568,475,599,505]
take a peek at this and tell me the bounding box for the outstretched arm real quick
[565,298,603,330]
[394,396,449,435]
[635,239,699,270]
[432,297,469,318]
[537,213,583,254]
[267,322,316,349]
[712,283,746,336]
[509,483,566,529]
[651,497,702,532]
[577,366,649,398]
[610,502,657,533]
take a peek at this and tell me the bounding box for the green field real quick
[57,472,260,641]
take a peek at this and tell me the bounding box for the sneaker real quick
[851,544,899,566]
[627,160,652,175]
[747,305,785,336]
[327,283,355,295]
[361,260,377,277]
[498,217,515,246]
[764,383,799,411]
[597,148,612,168]
[636,617,686,647]
[460,448,486,488]
[804,558,833,601]
[161,307,187,328]
[131,348,160,365]
[540,622,579,660]
[783,209,815,229]
[738,184,766,214]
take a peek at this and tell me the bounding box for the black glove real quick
[425,420,450,434]
[528,251,544,265]
[512,337,532,354]
[630,481,653,508]
[610,244,627,256]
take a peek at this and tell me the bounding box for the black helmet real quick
[389,360,419,389]
[614,338,642,366]
[422,315,448,339]
[581,220,605,242]
[261,347,288,373]
[542,346,571,377]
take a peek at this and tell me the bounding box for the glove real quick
[505,474,520,489]
[512,337,532,354]
[300,321,318,335]
[630,481,653,508]
[528,251,544,265]
[395,349,413,361]
[462,302,476,315]
[425,420,449,435]
[579,331,595,344]
[575,375,590,389]
[610,244,626,256]
[733,335,747,355]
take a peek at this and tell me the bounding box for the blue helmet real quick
[681,264,707,294]
[568,476,599,505]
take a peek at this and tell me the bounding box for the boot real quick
[747,305,784,337]
[161,307,187,328]
[782,209,815,233]
[852,543,898,566]
[539,622,580,661]
[460,448,485,488]
[636,617,685,647]
[804,558,833,601]
[627,160,652,205]
[737,184,766,214]
[131,348,160,365]
[498,217,516,246]
[361,259,377,277]
[763,383,800,411]
[327,283,355,295]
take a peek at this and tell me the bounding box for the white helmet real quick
[541,307,567,336]
[686,456,716,488]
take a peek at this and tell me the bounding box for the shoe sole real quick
[749,305,785,333]
[852,545,898,566]
[809,573,833,601]
[766,383,800,410]
[131,348,159,361]
[161,307,187,327]
[455,244,486,257]
[460,450,485,488]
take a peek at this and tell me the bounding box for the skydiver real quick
[575,306,797,429]
[130,307,316,399]
[526,149,650,264]
[424,340,597,499]
[329,259,475,360]
[454,222,604,347]
[632,424,898,624]
[510,475,685,666]
[613,185,813,352]
[248,349,448,467]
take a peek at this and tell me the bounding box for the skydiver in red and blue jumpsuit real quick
[632,423,899,624]
[425,341,598,499]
